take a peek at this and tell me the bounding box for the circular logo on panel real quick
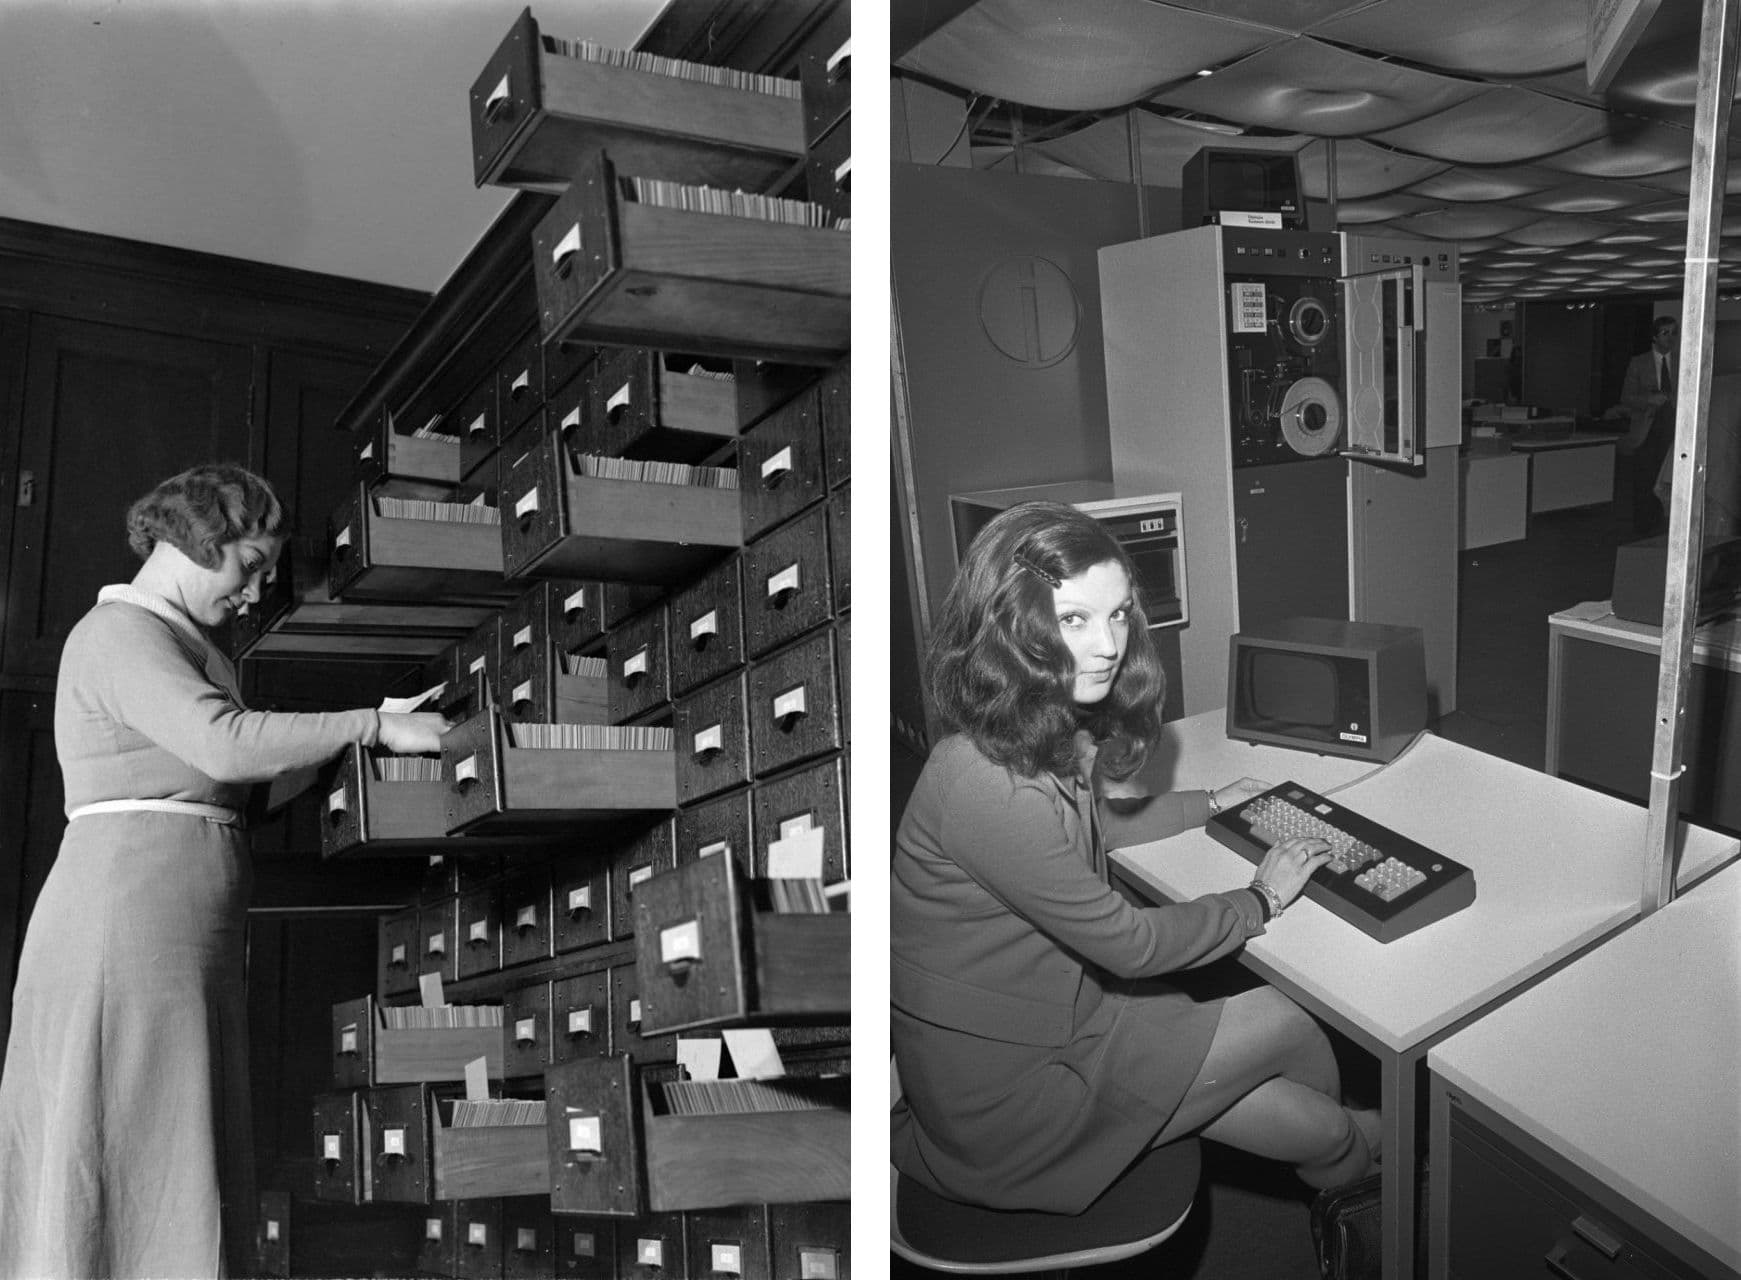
[976,256,1081,369]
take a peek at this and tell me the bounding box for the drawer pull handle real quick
[799,1247,839,1280]
[560,404,582,437]
[511,679,534,710]
[623,648,650,683]
[567,1114,603,1157]
[359,439,375,463]
[453,755,480,788]
[338,1024,359,1056]
[482,72,512,123]
[426,1217,444,1242]
[767,562,801,604]
[515,904,539,932]
[637,1239,665,1269]
[327,787,348,819]
[467,919,489,945]
[466,1222,489,1248]
[388,943,408,968]
[509,368,531,399]
[1570,1216,1624,1259]
[552,223,582,278]
[427,931,446,956]
[826,38,851,79]
[627,997,642,1029]
[563,587,587,618]
[511,624,533,650]
[382,1127,407,1160]
[607,380,632,420]
[265,1219,281,1243]
[514,1017,538,1046]
[773,685,809,724]
[659,918,703,975]
[689,609,719,645]
[760,445,794,486]
[693,724,723,759]
[628,864,653,889]
[334,525,352,553]
[513,487,541,522]
[567,885,593,915]
[466,411,487,438]
[515,1227,539,1254]
[322,1133,343,1163]
[567,1005,595,1036]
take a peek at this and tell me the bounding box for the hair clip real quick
[1014,551,1061,588]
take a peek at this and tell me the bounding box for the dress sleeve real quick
[939,765,1261,980]
[78,606,381,784]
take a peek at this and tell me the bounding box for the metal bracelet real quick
[1249,878,1285,920]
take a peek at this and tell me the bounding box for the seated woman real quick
[891,501,1379,1217]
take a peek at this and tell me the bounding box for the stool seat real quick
[890,1137,1200,1274]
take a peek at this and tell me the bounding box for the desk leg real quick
[1381,1051,1421,1280]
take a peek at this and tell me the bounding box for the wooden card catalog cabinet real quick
[500,422,743,585]
[753,757,847,885]
[312,1091,366,1205]
[545,1054,644,1217]
[452,1198,505,1280]
[580,347,740,461]
[674,672,751,805]
[668,555,744,697]
[686,1206,772,1280]
[617,1213,685,1280]
[323,745,551,861]
[328,483,519,605]
[505,980,553,1077]
[330,993,505,1088]
[555,1216,617,1280]
[528,149,849,364]
[606,607,671,723]
[770,1204,849,1280]
[469,8,807,193]
[379,906,420,998]
[366,1084,436,1204]
[748,631,843,777]
[742,504,834,658]
[676,788,754,877]
[503,1198,559,1280]
[631,855,848,1036]
[441,709,678,836]
[256,1189,291,1277]
[353,409,465,492]
[739,386,828,541]
[432,1097,551,1202]
[552,968,613,1064]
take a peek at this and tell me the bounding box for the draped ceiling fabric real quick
[895,0,1741,302]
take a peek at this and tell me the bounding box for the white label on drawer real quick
[515,1227,538,1252]
[607,380,632,415]
[511,679,533,706]
[563,587,587,614]
[699,840,731,859]
[468,919,489,944]
[773,685,809,720]
[323,1133,342,1161]
[511,369,531,394]
[638,1239,664,1268]
[571,1231,596,1258]
[467,411,487,437]
[628,998,642,1025]
[428,931,446,955]
[426,1217,444,1242]
[568,1115,602,1154]
[265,1219,280,1242]
[553,223,582,266]
[628,864,653,888]
[561,404,581,431]
[513,487,540,518]
[567,885,593,913]
[359,440,375,463]
[659,919,702,966]
[568,1006,595,1035]
[779,813,817,839]
[711,1244,742,1274]
[327,787,347,815]
[693,724,723,756]
[390,942,407,966]
[485,72,510,112]
[623,647,649,679]
[826,37,851,74]
[515,1017,537,1045]
[515,904,538,930]
[383,1128,405,1157]
[767,562,801,598]
[339,1024,358,1055]
[468,654,488,676]
[467,1221,488,1247]
[334,525,352,550]
[800,1247,839,1280]
[834,156,852,184]
[689,609,718,642]
[760,445,794,482]
[511,624,532,649]
[453,756,479,785]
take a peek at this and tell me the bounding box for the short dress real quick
[890,734,1267,1214]
[0,586,380,1279]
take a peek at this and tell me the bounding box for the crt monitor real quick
[1226,617,1427,763]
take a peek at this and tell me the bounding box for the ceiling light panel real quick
[1371,87,1609,164]
[1402,165,1563,202]
[1308,0,1589,77]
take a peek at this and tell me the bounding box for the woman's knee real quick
[1231,987,1337,1083]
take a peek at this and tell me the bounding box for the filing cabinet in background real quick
[828,488,849,613]
[379,906,420,999]
[552,850,612,952]
[673,671,750,805]
[365,1083,434,1204]
[753,756,847,886]
[675,788,754,879]
[585,347,739,462]
[545,1055,645,1218]
[257,1190,291,1277]
[607,607,671,724]
[454,616,505,713]
[748,631,843,778]
[686,1206,771,1280]
[312,1091,366,1205]
[618,1213,685,1280]
[610,819,676,944]
[504,981,552,1078]
[742,504,833,658]
[331,993,505,1089]
[419,1203,460,1279]
[452,375,501,482]
[666,556,744,697]
[456,884,504,982]
[501,867,554,968]
[551,968,613,1064]
[502,1197,558,1280]
[554,1215,618,1280]
[770,1204,849,1280]
[739,387,826,541]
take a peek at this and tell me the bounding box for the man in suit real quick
[1618,315,1678,535]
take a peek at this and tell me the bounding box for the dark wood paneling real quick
[265,348,380,538]
[0,690,64,1061]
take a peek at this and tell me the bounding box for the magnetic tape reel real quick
[1226,274,1345,469]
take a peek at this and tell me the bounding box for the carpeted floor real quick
[891,499,1636,1280]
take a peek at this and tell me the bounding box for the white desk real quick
[1428,862,1741,1279]
[1111,712,1740,1280]
[1510,434,1618,513]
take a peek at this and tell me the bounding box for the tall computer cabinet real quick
[1100,224,1460,718]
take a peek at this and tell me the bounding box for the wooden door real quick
[3,316,253,676]
[263,349,376,539]
[0,691,64,1060]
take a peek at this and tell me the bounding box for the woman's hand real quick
[1211,777,1271,813]
[378,711,451,755]
[1255,837,1334,908]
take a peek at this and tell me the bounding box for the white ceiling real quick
[0,0,670,293]
[895,0,1741,304]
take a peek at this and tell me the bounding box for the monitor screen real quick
[1245,649,1339,728]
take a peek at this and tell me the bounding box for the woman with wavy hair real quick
[891,500,1378,1216]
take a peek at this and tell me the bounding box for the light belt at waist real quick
[67,798,243,828]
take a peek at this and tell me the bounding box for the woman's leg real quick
[1159,985,1376,1189]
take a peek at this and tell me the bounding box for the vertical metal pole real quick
[1126,108,1148,236]
[1324,137,1339,224]
[1010,103,1024,174]
[1643,0,1738,914]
